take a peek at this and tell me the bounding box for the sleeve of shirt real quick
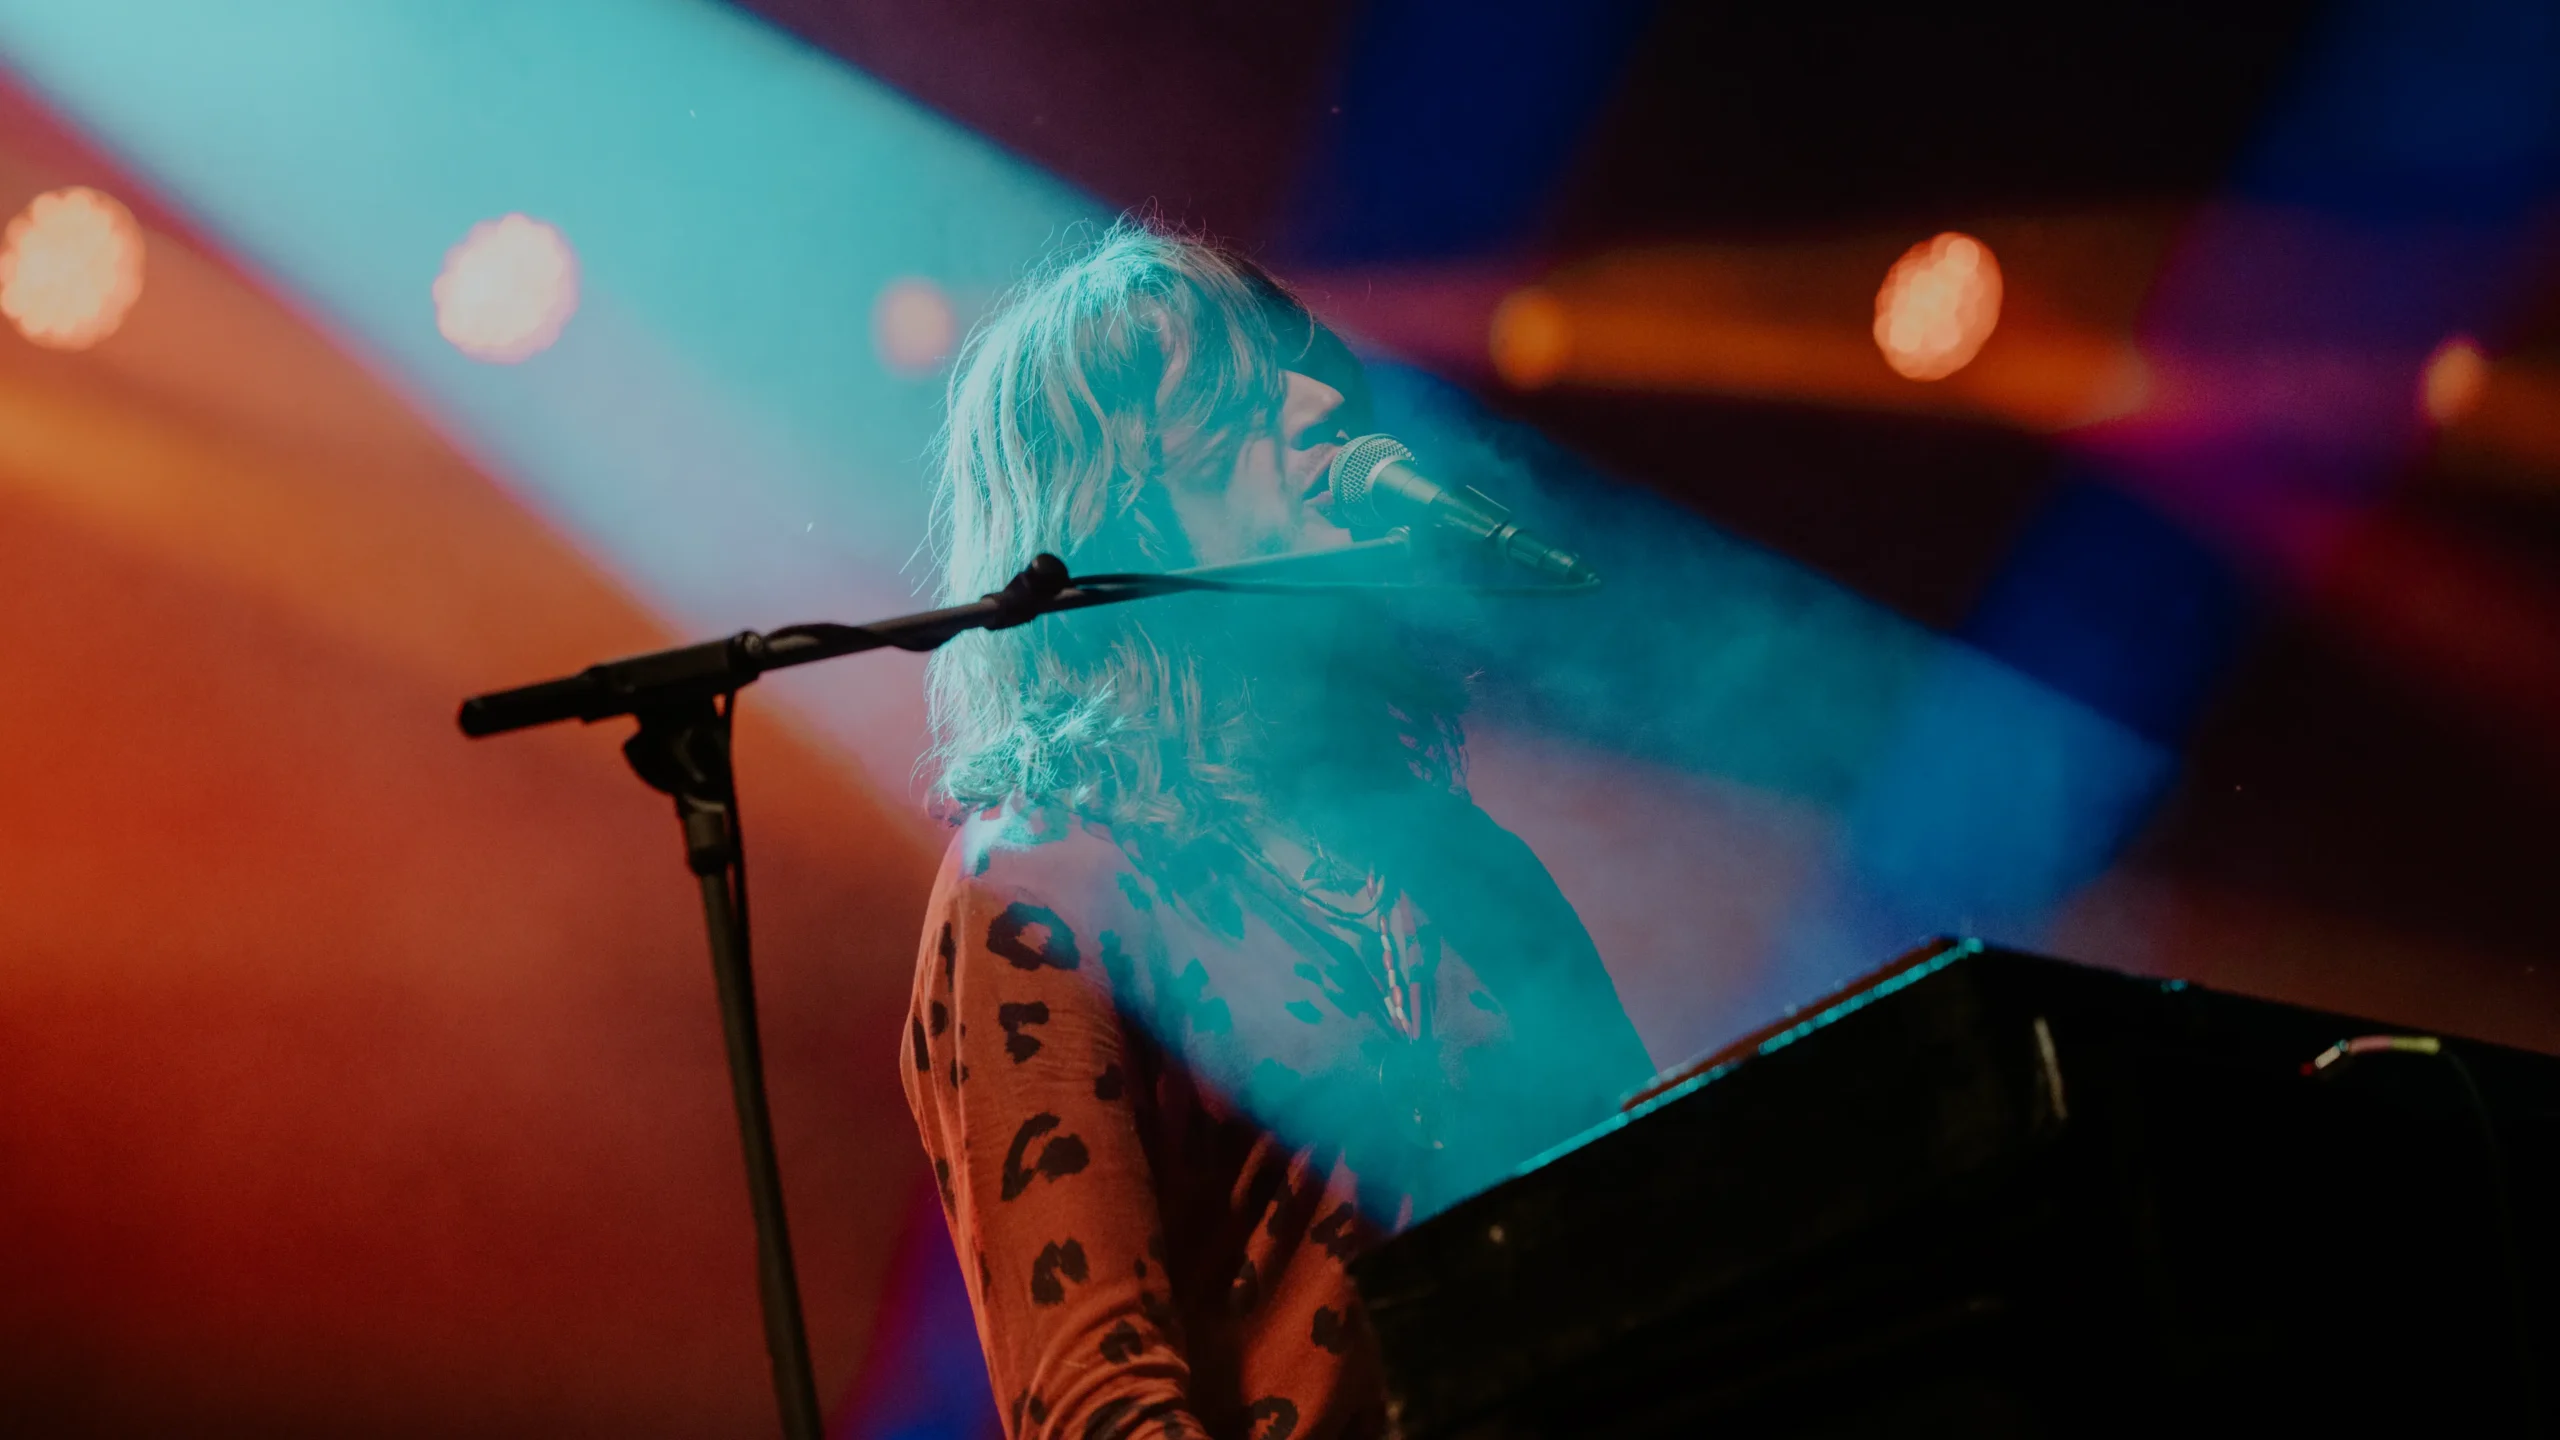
[902,841,1204,1440]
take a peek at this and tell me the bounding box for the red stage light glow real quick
[1874,232,2001,381]
[2419,335,2488,426]
[873,276,957,375]
[1489,287,1571,390]
[433,214,579,363]
[0,185,145,350]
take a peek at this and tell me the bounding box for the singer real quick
[901,221,1652,1440]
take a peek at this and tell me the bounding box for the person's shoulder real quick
[927,799,1163,977]
[942,798,1136,891]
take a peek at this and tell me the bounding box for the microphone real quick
[1326,434,1597,583]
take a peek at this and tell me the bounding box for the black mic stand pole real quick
[617,690,819,1438]
[456,537,1413,1440]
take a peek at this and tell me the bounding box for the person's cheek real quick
[1243,439,1291,542]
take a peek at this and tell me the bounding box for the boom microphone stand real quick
[456,537,1430,1438]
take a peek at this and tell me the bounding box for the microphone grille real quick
[1327,433,1413,529]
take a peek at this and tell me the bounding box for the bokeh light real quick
[0,185,145,350]
[2419,335,2488,425]
[1489,287,1571,389]
[1874,232,2002,381]
[433,213,578,363]
[873,276,956,375]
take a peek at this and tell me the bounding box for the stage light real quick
[1489,287,1571,389]
[873,276,957,376]
[1874,232,2001,381]
[433,213,578,363]
[2419,335,2487,425]
[0,185,145,350]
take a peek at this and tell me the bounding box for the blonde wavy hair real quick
[922,221,1461,847]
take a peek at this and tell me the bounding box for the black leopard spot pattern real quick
[1309,1203,1361,1263]
[1311,1306,1349,1354]
[1029,1238,1088,1306]
[910,1016,930,1073]
[998,1000,1052,1063]
[987,902,1079,971]
[1241,1395,1299,1440]
[1263,1167,1331,1245]
[1113,870,1154,911]
[1098,1319,1145,1363]
[1094,1063,1124,1101]
[1000,1113,1090,1200]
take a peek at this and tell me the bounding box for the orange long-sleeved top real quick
[902,793,1652,1440]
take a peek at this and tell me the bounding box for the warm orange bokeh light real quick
[2420,335,2488,426]
[1489,287,1572,389]
[433,214,579,363]
[0,185,146,350]
[1874,231,2002,381]
[873,276,957,376]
